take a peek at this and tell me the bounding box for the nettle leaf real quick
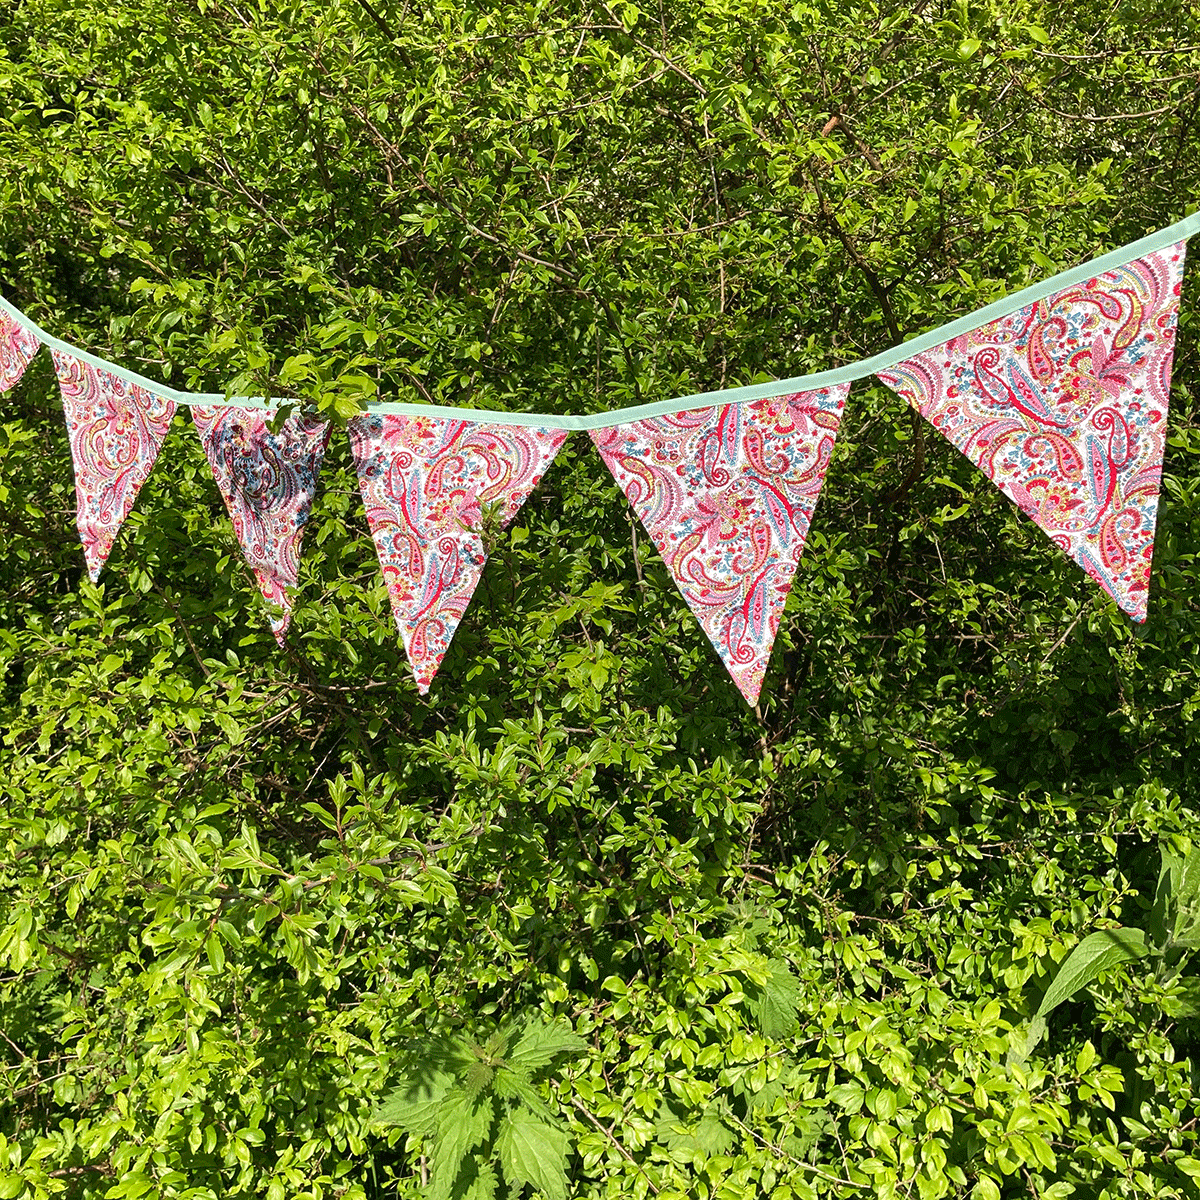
[507,1018,586,1071]
[496,1106,569,1200]
[464,1060,495,1099]
[493,1066,554,1121]
[431,1092,495,1200]
[793,1110,837,1161]
[694,1106,737,1157]
[453,1157,498,1200]
[373,1067,457,1137]
[655,1102,735,1165]
[746,1079,785,1111]
[746,963,802,1038]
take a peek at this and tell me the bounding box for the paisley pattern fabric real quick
[877,244,1186,621]
[192,405,330,641]
[52,350,177,581]
[590,387,849,704]
[349,414,568,693]
[1,310,40,393]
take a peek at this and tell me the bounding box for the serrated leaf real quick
[746,963,802,1038]
[431,1092,494,1200]
[1036,928,1148,1018]
[693,1106,736,1157]
[794,1110,836,1160]
[464,1060,494,1099]
[496,1107,569,1200]
[507,1019,586,1071]
[453,1157,498,1200]
[492,1066,554,1121]
[747,1079,784,1110]
[373,1067,456,1136]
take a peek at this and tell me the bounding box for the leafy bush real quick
[2,0,1200,1198]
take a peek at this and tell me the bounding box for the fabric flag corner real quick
[878,241,1188,622]
[192,405,331,642]
[590,386,850,704]
[1,309,41,393]
[348,414,568,693]
[52,350,178,581]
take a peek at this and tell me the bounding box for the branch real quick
[808,165,925,502]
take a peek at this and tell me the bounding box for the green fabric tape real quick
[3,211,1197,430]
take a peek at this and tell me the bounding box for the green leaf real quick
[829,1084,864,1111]
[496,1107,569,1200]
[1006,1015,1047,1067]
[431,1093,495,1200]
[507,1018,587,1071]
[373,1068,457,1136]
[972,1176,1001,1200]
[1150,845,1181,948]
[1172,845,1200,947]
[1036,928,1149,1018]
[746,963,802,1038]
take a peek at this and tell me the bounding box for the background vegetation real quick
[2,0,1200,1196]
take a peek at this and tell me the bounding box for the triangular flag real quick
[348,414,568,693]
[590,387,849,704]
[192,405,330,641]
[1,309,41,392]
[877,242,1187,621]
[52,350,177,581]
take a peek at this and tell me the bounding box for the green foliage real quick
[373,1020,583,1200]
[1013,840,1200,1063]
[1,0,1200,1198]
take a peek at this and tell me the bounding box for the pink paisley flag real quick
[877,244,1187,621]
[192,405,331,642]
[52,350,177,581]
[591,387,850,704]
[348,414,568,693]
[1,310,40,392]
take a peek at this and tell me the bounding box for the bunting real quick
[52,350,177,581]
[191,405,331,641]
[877,243,1186,621]
[591,388,849,703]
[348,414,568,692]
[1,213,1197,706]
[1,310,40,393]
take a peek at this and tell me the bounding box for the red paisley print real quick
[53,351,177,581]
[348,414,568,694]
[878,244,1186,621]
[192,405,331,642]
[590,387,849,704]
[0,310,39,393]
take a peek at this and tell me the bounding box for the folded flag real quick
[192,405,330,641]
[878,243,1187,620]
[591,387,849,703]
[349,414,568,692]
[1,310,41,393]
[52,351,177,580]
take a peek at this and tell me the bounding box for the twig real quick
[723,1111,869,1189]
[570,1099,661,1194]
[1038,611,1084,667]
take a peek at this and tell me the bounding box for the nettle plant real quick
[373,1019,586,1200]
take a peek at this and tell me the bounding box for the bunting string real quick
[0,215,1195,699]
